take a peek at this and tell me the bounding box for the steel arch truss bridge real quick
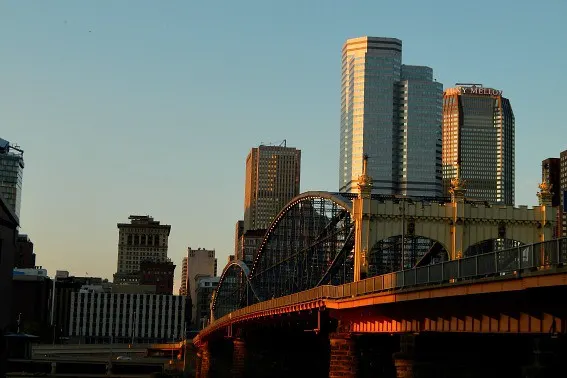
[213,192,355,320]
[212,188,556,321]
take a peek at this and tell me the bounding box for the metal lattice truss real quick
[248,193,355,301]
[211,191,530,320]
[212,192,355,319]
[211,260,258,320]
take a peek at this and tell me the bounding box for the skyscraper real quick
[0,138,24,220]
[541,158,561,237]
[442,84,515,205]
[114,215,171,284]
[339,37,443,196]
[243,144,301,231]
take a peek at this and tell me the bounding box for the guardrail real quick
[203,238,567,335]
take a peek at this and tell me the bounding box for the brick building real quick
[139,260,175,295]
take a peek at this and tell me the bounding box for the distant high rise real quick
[243,144,301,231]
[179,256,188,296]
[542,158,561,207]
[234,220,244,257]
[542,158,561,237]
[182,247,217,328]
[0,138,24,220]
[442,84,515,205]
[339,37,443,196]
[560,151,567,237]
[114,215,171,284]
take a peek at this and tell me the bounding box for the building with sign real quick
[339,36,443,196]
[442,84,515,205]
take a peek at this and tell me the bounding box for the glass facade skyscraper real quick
[442,85,515,205]
[397,66,443,196]
[339,37,443,196]
[0,138,24,220]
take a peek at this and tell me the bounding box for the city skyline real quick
[2,1,566,287]
[339,37,443,196]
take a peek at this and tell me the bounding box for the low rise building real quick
[195,276,219,330]
[11,268,52,340]
[68,290,185,344]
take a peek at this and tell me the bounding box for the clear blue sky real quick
[1,0,566,289]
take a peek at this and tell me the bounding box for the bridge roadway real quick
[194,239,567,377]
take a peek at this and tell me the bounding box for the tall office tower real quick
[559,150,567,237]
[397,66,443,196]
[182,247,217,328]
[442,84,515,205]
[243,144,301,231]
[0,138,24,220]
[542,158,561,206]
[542,158,561,237]
[339,37,443,196]
[114,215,171,284]
[234,220,244,257]
[179,256,188,295]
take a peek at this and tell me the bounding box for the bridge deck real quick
[197,239,567,343]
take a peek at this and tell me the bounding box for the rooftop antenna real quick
[455,83,483,87]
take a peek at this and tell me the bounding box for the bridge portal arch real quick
[211,260,257,321]
[367,235,449,275]
[249,191,355,301]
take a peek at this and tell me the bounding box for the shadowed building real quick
[0,195,18,377]
[11,268,52,340]
[15,234,35,269]
[139,260,175,295]
[237,229,266,265]
[542,158,561,237]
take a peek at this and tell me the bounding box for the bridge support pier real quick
[522,337,561,378]
[196,342,211,378]
[329,333,358,378]
[392,334,437,378]
[231,338,247,378]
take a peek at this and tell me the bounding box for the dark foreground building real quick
[0,196,18,376]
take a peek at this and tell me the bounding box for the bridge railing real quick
[333,238,567,297]
[206,238,567,332]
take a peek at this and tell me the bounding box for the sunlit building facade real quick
[442,85,515,205]
[243,145,301,231]
[114,215,171,284]
[339,37,442,196]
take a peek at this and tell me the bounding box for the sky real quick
[1,0,566,292]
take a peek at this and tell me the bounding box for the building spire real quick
[537,179,553,206]
[449,160,466,202]
[357,154,373,197]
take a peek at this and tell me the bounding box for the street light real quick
[130,311,136,346]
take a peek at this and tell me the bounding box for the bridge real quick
[194,168,564,377]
